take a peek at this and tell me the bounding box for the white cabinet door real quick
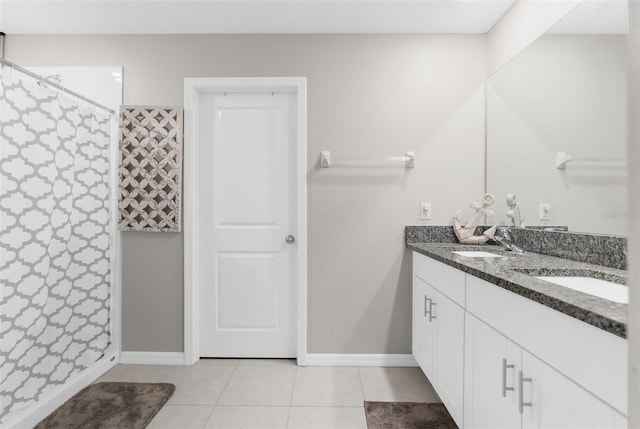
[430,285,464,427]
[412,275,433,375]
[464,314,521,429]
[614,412,628,428]
[413,274,464,426]
[521,350,618,429]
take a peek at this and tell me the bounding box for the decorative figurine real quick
[453,193,498,244]
[506,193,524,228]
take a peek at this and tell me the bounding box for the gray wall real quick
[6,34,487,353]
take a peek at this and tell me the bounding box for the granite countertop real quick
[408,242,628,339]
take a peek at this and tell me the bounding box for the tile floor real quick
[95,359,440,429]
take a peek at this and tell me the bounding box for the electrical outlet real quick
[539,203,551,220]
[420,203,432,220]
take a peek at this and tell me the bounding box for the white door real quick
[198,91,297,358]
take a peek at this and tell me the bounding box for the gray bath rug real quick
[35,382,175,429]
[364,401,458,429]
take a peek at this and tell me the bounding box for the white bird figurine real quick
[506,193,525,228]
[453,193,498,244]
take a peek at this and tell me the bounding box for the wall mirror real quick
[485,1,629,236]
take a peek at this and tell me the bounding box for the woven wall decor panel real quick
[119,106,183,232]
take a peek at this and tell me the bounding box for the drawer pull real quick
[429,301,437,322]
[424,295,430,317]
[501,358,515,397]
[518,371,533,413]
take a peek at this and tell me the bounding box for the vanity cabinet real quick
[464,314,622,429]
[411,251,628,429]
[466,275,628,416]
[412,254,465,427]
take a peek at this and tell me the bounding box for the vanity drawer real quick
[466,275,628,415]
[413,252,465,306]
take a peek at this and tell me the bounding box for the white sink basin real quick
[453,251,502,258]
[536,276,628,304]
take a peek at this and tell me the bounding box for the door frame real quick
[183,77,307,365]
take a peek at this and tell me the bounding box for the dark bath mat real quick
[35,382,175,429]
[365,401,458,429]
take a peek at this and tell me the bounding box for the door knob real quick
[285,235,295,244]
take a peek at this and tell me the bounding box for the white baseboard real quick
[302,354,418,367]
[2,351,118,429]
[120,351,185,365]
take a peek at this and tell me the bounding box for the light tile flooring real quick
[95,359,440,429]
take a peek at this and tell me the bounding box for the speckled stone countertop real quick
[408,242,628,339]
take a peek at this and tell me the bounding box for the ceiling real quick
[0,0,517,34]
[548,0,629,33]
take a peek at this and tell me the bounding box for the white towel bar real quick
[320,150,415,168]
[555,152,626,169]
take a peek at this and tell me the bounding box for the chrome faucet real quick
[492,227,524,253]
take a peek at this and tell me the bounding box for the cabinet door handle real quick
[428,301,436,322]
[518,371,533,413]
[424,295,430,317]
[501,358,515,397]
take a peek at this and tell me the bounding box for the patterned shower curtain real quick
[0,69,113,421]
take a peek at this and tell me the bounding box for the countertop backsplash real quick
[405,225,627,270]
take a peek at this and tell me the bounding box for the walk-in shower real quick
[0,58,118,426]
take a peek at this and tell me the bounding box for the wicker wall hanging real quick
[119,106,183,232]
